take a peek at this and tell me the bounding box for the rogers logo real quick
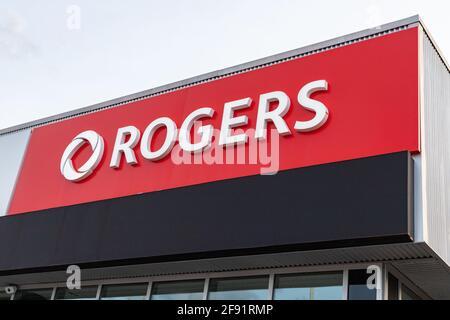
[60,80,329,183]
[60,130,105,182]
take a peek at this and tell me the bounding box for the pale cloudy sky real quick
[0,0,449,130]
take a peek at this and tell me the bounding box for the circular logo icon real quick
[60,130,105,182]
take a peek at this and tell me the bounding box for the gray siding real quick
[422,31,450,265]
[0,130,31,216]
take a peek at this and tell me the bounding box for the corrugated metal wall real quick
[422,31,450,266]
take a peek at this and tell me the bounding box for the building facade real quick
[0,15,449,300]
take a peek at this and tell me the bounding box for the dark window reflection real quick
[387,273,399,300]
[0,292,11,301]
[55,286,98,300]
[14,288,53,300]
[402,285,421,300]
[151,280,204,300]
[274,272,343,300]
[208,276,269,300]
[100,283,148,300]
[347,269,377,300]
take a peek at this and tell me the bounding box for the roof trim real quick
[418,16,450,73]
[0,15,421,136]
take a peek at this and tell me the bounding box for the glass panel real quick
[387,273,399,300]
[274,272,343,300]
[100,283,148,300]
[401,284,421,300]
[55,286,98,300]
[0,291,11,301]
[347,269,377,300]
[14,288,53,300]
[151,280,204,300]
[208,276,269,300]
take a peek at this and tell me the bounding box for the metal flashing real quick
[0,15,422,135]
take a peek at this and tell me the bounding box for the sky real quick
[0,0,449,130]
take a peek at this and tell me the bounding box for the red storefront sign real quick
[8,27,419,215]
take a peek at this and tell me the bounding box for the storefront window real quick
[100,283,148,300]
[55,286,98,300]
[273,272,343,300]
[151,280,204,300]
[9,268,416,301]
[387,273,399,300]
[401,285,421,300]
[347,269,377,300]
[14,288,53,300]
[208,276,269,300]
[0,292,11,301]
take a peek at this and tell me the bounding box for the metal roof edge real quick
[0,15,420,136]
[417,17,450,74]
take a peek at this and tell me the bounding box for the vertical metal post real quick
[95,284,102,300]
[50,287,57,300]
[342,269,349,300]
[145,281,153,300]
[267,273,275,300]
[202,278,210,300]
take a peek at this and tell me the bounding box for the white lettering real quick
[219,97,252,147]
[255,91,291,140]
[179,107,215,153]
[141,117,178,161]
[295,80,329,132]
[110,126,141,168]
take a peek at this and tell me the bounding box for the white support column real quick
[95,284,102,300]
[50,287,57,300]
[342,269,349,300]
[145,281,153,300]
[202,278,210,300]
[267,273,275,300]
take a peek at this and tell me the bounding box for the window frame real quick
[383,263,430,300]
[272,271,344,301]
[8,262,395,300]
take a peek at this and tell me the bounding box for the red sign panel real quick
[8,27,419,215]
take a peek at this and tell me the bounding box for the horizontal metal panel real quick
[8,29,420,214]
[3,242,449,299]
[0,152,413,273]
[0,242,433,285]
